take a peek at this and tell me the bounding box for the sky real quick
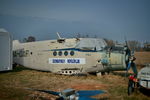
[0,0,150,43]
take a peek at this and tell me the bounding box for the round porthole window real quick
[70,51,74,56]
[58,51,62,56]
[64,51,68,56]
[53,51,57,56]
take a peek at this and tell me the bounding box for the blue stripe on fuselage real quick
[44,48,98,52]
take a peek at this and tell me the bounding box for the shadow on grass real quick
[12,65,33,72]
[12,65,52,73]
[139,87,150,97]
[0,65,33,74]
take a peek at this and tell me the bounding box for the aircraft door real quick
[108,47,126,70]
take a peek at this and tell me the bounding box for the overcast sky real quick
[0,0,149,42]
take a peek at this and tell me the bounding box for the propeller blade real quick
[126,58,138,77]
[125,37,132,51]
[131,62,138,77]
[126,61,131,77]
[127,61,132,71]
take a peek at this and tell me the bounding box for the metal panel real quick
[138,66,150,89]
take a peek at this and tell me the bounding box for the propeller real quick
[27,88,105,100]
[126,56,138,77]
[124,38,138,77]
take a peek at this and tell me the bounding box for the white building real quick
[0,28,12,71]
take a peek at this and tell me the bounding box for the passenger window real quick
[19,50,23,57]
[64,51,68,56]
[53,51,57,56]
[17,51,20,57]
[58,51,62,56]
[70,51,74,56]
[26,50,29,56]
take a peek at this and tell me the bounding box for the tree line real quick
[104,38,150,52]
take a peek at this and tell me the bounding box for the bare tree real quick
[104,38,115,47]
[76,33,81,38]
[127,40,141,51]
[23,36,36,42]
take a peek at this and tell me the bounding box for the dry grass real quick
[135,52,150,66]
[0,67,150,100]
[0,52,150,100]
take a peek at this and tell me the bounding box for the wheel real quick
[128,80,134,95]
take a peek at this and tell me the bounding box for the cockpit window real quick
[75,38,107,51]
[105,46,125,53]
[112,46,124,51]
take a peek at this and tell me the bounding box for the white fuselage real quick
[13,38,126,74]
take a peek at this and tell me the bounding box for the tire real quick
[128,80,134,95]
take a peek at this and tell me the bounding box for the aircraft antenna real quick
[56,32,62,39]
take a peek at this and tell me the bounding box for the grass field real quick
[135,52,150,66]
[0,52,150,100]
